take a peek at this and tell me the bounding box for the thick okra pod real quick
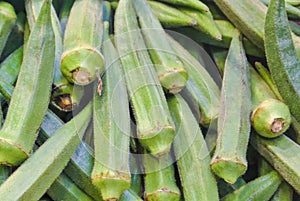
[210,32,251,184]
[143,153,180,201]
[0,0,55,166]
[0,2,16,57]
[167,35,220,125]
[92,20,131,200]
[265,0,300,123]
[147,1,197,28]
[61,0,104,85]
[0,103,92,200]
[168,94,219,201]
[221,171,282,201]
[134,0,188,94]
[47,173,94,201]
[114,0,175,157]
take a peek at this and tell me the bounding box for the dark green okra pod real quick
[155,0,209,12]
[210,32,251,184]
[134,0,188,94]
[0,0,55,166]
[114,0,175,157]
[59,0,75,36]
[61,0,104,85]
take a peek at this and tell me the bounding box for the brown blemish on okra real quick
[52,94,73,111]
[71,69,93,85]
[271,118,285,133]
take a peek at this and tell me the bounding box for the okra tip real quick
[61,47,104,85]
[210,159,247,184]
[145,188,181,201]
[159,68,188,94]
[0,138,29,166]
[251,99,291,138]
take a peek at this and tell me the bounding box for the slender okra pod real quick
[0,2,16,57]
[286,0,300,6]
[0,103,92,200]
[261,0,300,19]
[61,0,104,85]
[92,15,131,200]
[59,0,75,36]
[250,134,300,194]
[0,108,10,186]
[47,173,94,201]
[265,0,300,123]
[143,153,180,201]
[155,0,209,12]
[114,0,175,157]
[134,0,188,94]
[210,31,251,184]
[129,155,143,196]
[168,94,219,201]
[167,35,220,125]
[0,0,55,166]
[221,171,282,201]
[120,189,143,201]
[147,1,197,28]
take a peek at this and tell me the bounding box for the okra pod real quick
[265,0,300,123]
[129,155,143,196]
[155,0,209,12]
[0,109,10,186]
[0,2,16,57]
[114,0,175,157]
[143,153,180,201]
[147,1,197,28]
[61,0,104,85]
[210,32,251,184]
[179,7,222,41]
[261,0,300,19]
[92,18,131,200]
[0,103,92,200]
[168,94,219,201]
[221,171,282,201]
[167,35,220,125]
[134,0,188,94]
[47,173,94,201]
[120,189,142,201]
[286,0,300,6]
[0,0,55,166]
[59,0,74,36]
[251,133,300,194]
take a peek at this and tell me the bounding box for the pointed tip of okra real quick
[92,176,131,201]
[145,188,181,201]
[211,158,247,184]
[61,47,104,85]
[0,138,29,166]
[251,99,291,138]
[139,126,175,158]
[160,68,188,94]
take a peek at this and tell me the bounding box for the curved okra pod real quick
[61,0,104,85]
[221,171,282,201]
[0,2,16,57]
[147,1,197,28]
[210,32,251,184]
[134,0,188,94]
[0,0,55,166]
[92,19,131,200]
[114,0,175,157]
[265,0,300,123]
[167,35,220,126]
[0,103,92,200]
[168,94,219,201]
[155,0,209,13]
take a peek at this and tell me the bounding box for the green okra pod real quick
[134,0,188,94]
[261,0,300,19]
[210,32,251,184]
[114,0,175,157]
[120,189,143,201]
[0,2,16,57]
[59,0,75,36]
[129,155,143,196]
[0,108,10,186]
[0,103,92,200]
[147,1,197,28]
[61,0,104,85]
[92,19,131,200]
[47,173,94,201]
[286,0,300,6]
[0,0,55,166]
[265,0,300,123]
[168,94,219,201]
[221,171,282,201]
[167,35,220,125]
[143,153,180,201]
[155,0,209,13]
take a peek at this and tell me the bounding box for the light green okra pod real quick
[0,0,55,166]
[261,0,300,19]
[155,0,209,12]
[120,189,143,201]
[134,0,188,94]
[59,0,75,36]
[114,0,175,157]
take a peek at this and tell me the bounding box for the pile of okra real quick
[0,0,300,200]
